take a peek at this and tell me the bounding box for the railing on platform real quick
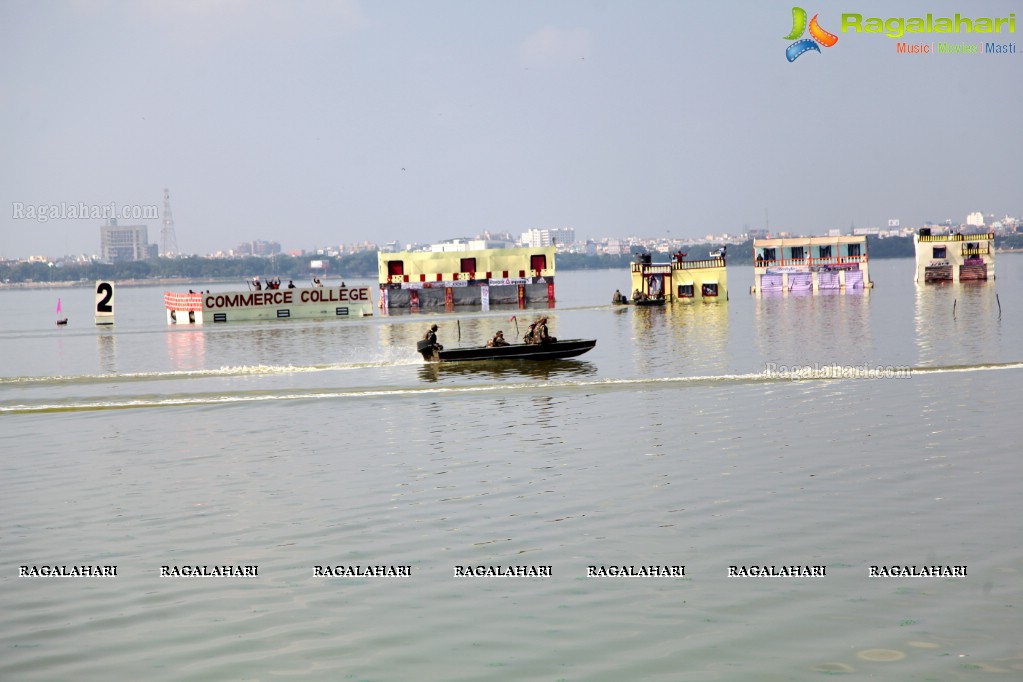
[918,232,994,242]
[386,269,554,285]
[962,246,990,256]
[754,255,867,269]
[631,259,725,273]
[631,263,673,274]
[674,258,726,270]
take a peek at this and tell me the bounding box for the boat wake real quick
[2,361,1020,415]
[0,358,423,387]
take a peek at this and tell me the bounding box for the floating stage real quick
[378,246,556,310]
[914,230,995,283]
[751,236,872,294]
[164,286,374,323]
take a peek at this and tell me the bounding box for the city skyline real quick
[1,0,1020,260]
[2,202,1018,263]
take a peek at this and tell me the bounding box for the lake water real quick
[1,257,1021,680]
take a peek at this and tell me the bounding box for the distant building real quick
[427,238,514,252]
[521,227,575,248]
[604,239,625,255]
[475,231,518,248]
[966,212,985,227]
[100,220,157,262]
[235,240,281,257]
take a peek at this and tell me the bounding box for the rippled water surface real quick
[2,258,1022,680]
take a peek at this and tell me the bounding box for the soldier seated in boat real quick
[523,323,537,344]
[612,289,625,304]
[534,317,556,344]
[490,330,510,347]
[633,288,645,302]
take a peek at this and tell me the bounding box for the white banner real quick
[95,281,115,325]
[401,280,469,289]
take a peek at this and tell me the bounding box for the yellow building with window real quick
[629,252,728,303]
[377,246,556,308]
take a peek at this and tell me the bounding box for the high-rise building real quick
[100,220,157,262]
[235,240,281,257]
[161,188,179,256]
[521,227,575,248]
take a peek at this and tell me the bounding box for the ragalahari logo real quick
[784,7,839,61]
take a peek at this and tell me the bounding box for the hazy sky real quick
[1,0,1019,259]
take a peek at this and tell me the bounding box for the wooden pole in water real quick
[997,293,1001,319]
[953,298,957,318]
[457,319,461,341]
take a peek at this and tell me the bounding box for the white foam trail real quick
[0,359,423,386]
[3,362,1020,415]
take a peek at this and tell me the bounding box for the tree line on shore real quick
[2,235,1017,285]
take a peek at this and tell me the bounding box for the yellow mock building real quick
[378,246,556,308]
[629,251,728,303]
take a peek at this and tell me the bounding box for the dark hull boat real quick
[418,339,596,362]
[631,298,665,307]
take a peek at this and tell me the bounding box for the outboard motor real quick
[416,339,436,360]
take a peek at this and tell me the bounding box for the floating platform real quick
[630,252,728,303]
[378,246,556,309]
[164,286,374,323]
[751,236,872,294]
[914,230,995,283]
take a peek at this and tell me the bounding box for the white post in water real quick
[95,281,115,325]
